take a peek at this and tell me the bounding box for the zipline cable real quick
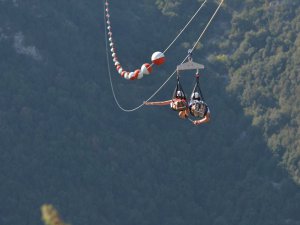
[104,0,224,112]
[163,0,207,54]
[189,0,224,55]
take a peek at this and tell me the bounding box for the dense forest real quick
[225,0,300,184]
[0,0,300,225]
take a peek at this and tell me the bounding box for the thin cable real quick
[104,0,224,112]
[104,0,176,112]
[189,0,224,54]
[104,2,175,112]
[163,0,207,54]
[188,118,195,123]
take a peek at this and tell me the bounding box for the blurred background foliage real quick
[0,0,299,225]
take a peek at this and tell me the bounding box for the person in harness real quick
[144,66,210,125]
[144,90,189,119]
[144,76,189,119]
[144,91,210,124]
[187,71,211,125]
[188,91,211,125]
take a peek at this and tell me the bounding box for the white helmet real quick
[177,91,184,97]
[192,92,200,99]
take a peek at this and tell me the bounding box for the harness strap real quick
[172,74,187,100]
[191,74,204,101]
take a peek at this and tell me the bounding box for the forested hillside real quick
[224,0,300,183]
[0,1,300,225]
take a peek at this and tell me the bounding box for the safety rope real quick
[188,117,195,123]
[104,0,224,112]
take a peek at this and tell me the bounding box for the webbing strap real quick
[172,76,186,99]
[191,76,204,101]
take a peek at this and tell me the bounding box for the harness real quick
[189,73,208,118]
[170,99,187,112]
[170,75,187,111]
[191,73,204,101]
[171,50,209,117]
[189,100,208,118]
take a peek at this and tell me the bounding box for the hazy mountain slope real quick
[0,1,300,225]
[224,0,300,183]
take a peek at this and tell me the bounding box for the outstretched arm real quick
[144,100,172,106]
[193,112,211,125]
